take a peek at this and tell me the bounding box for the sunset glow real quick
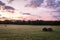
[0,0,60,21]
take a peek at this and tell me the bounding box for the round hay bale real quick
[47,28,53,32]
[42,27,47,31]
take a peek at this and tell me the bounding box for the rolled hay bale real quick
[42,27,48,31]
[47,28,53,32]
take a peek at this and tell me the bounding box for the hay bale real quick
[42,27,47,31]
[47,28,53,32]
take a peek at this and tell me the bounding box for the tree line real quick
[0,20,60,25]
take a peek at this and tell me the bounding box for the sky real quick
[0,0,60,21]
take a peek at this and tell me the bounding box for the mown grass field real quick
[0,24,60,40]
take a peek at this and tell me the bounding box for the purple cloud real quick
[52,8,60,20]
[46,0,57,8]
[26,0,44,7]
[22,13,31,15]
[0,1,5,6]
[5,6,15,10]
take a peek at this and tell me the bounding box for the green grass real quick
[0,24,60,40]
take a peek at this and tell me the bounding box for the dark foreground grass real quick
[0,24,60,40]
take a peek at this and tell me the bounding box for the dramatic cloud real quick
[46,0,56,8]
[0,0,60,21]
[8,0,14,3]
[26,0,44,8]
[5,6,15,10]
[0,1,5,6]
[52,7,60,20]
